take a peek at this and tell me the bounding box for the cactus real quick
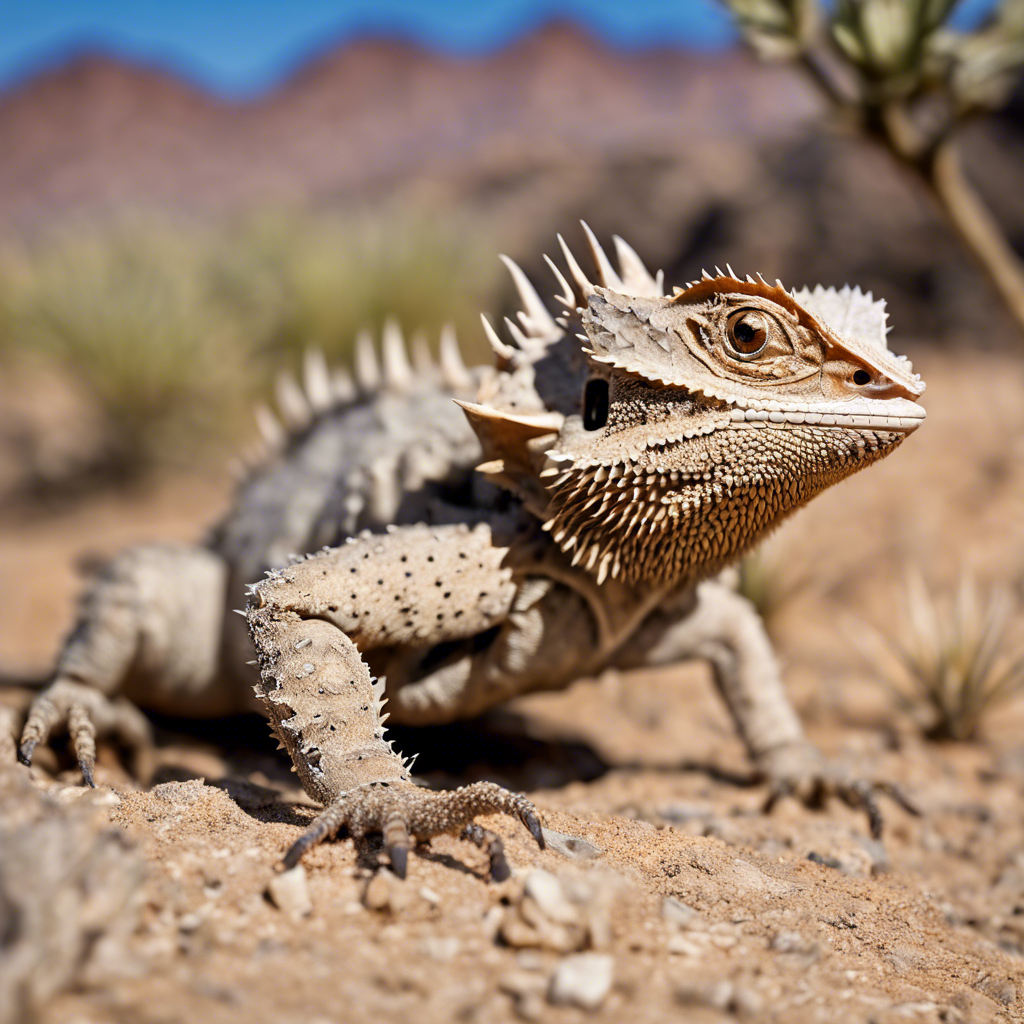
[721,0,1024,338]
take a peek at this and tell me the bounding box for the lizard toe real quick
[759,741,918,839]
[18,679,152,783]
[280,779,544,879]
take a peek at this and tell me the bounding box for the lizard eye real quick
[583,378,609,431]
[726,309,770,357]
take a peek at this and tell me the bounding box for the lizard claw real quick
[16,679,152,784]
[759,741,920,840]
[383,814,412,879]
[283,779,544,880]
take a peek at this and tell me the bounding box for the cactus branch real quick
[924,140,1024,332]
[723,0,1024,338]
[799,42,1024,338]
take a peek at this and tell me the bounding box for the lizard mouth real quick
[724,395,925,434]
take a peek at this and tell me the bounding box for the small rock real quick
[481,904,504,939]
[91,788,122,807]
[363,869,412,913]
[949,987,999,1023]
[516,949,548,971]
[500,970,548,996]
[975,975,1017,1006]
[676,979,761,1015]
[666,934,704,956]
[52,784,121,808]
[501,912,578,953]
[418,886,441,906]
[500,973,548,1022]
[769,930,820,965]
[661,896,699,928]
[420,935,460,962]
[267,865,312,920]
[541,828,603,861]
[514,993,545,1022]
[524,870,578,925]
[548,953,614,1011]
[178,912,204,933]
[55,786,93,805]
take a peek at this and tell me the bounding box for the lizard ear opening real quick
[583,378,609,431]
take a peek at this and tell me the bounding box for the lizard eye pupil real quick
[726,309,769,356]
[583,378,609,431]
[853,369,872,385]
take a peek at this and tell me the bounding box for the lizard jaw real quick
[726,396,925,435]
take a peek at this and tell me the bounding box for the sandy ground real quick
[1,346,1024,1024]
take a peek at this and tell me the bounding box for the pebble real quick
[500,971,548,1022]
[666,934,704,957]
[55,785,96,805]
[661,896,699,928]
[501,912,578,953]
[516,950,548,971]
[676,979,763,1015]
[363,869,413,912]
[540,828,603,861]
[420,935,460,962]
[548,953,614,1011]
[266,865,312,919]
[524,870,578,925]
[178,912,204,933]
[418,886,441,906]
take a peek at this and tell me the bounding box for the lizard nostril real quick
[853,370,872,386]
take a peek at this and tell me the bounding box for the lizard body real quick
[14,226,925,876]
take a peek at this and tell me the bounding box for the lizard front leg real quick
[614,579,917,837]
[245,523,544,878]
[18,544,232,783]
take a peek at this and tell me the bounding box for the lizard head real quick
[462,227,926,587]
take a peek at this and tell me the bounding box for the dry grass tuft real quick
[736,533,811,636]
[0,213,497,485]
[866,573,1024,741]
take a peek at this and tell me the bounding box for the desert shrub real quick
[866,573,1024,741]
[3,222,249,479]
[215,211,497,369]
[0,212,500,484]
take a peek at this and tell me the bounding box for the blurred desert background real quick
[1,2,1024,1022]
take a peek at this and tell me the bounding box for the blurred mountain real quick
[1,22,1022,342]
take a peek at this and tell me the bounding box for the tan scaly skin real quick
[12,227,924,879]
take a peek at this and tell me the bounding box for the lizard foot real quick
[758,741,920,840]
[281,779,545,879]
[17,679,152,786]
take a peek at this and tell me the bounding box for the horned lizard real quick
[12,226,925,879]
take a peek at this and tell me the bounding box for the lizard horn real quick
[382,318,413,393]
[354,329,381,393]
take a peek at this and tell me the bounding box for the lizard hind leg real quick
[17,542,230,783]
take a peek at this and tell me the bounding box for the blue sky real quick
[0,0,998,99]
